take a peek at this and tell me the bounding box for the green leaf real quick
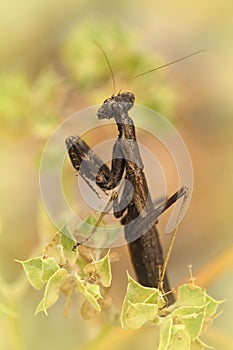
[35,268,68,315]
[120,274,162,329]
[86,282,102,299]
[177,284,206,307]
[35,298,45,316]
[16,258,44,290]
[42,230,77,266]
[61,224,76,247]
[169,325,191,350]
[158,318,172,350]
[74,274,101,311]
[60,224,78,265]
[124,301,158,329]
[43,232,62,260]
[171,305,206,341]
[42,257,59,281]
[205,294,223,318]
[124,273,161,303]
[83,251,112,287]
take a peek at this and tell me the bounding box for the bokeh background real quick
[0,1,232,349]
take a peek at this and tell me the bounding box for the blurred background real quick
[0,0,232,349]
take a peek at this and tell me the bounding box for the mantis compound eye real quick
[116,92,135,112]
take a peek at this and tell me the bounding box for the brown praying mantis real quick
[65,48,203,305]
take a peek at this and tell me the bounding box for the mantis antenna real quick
[132,49,206,79]
[93,41,116,96]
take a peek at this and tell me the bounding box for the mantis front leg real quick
[66,135,127,246]
[66,135,125,194]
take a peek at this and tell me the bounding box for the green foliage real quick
[17,230,112,318]
[35,268,68,315]
[121,274,164,329]
[121,275,222,349]
[83,251,112,288]
[16,209,222,349]
[0,70,61,136]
